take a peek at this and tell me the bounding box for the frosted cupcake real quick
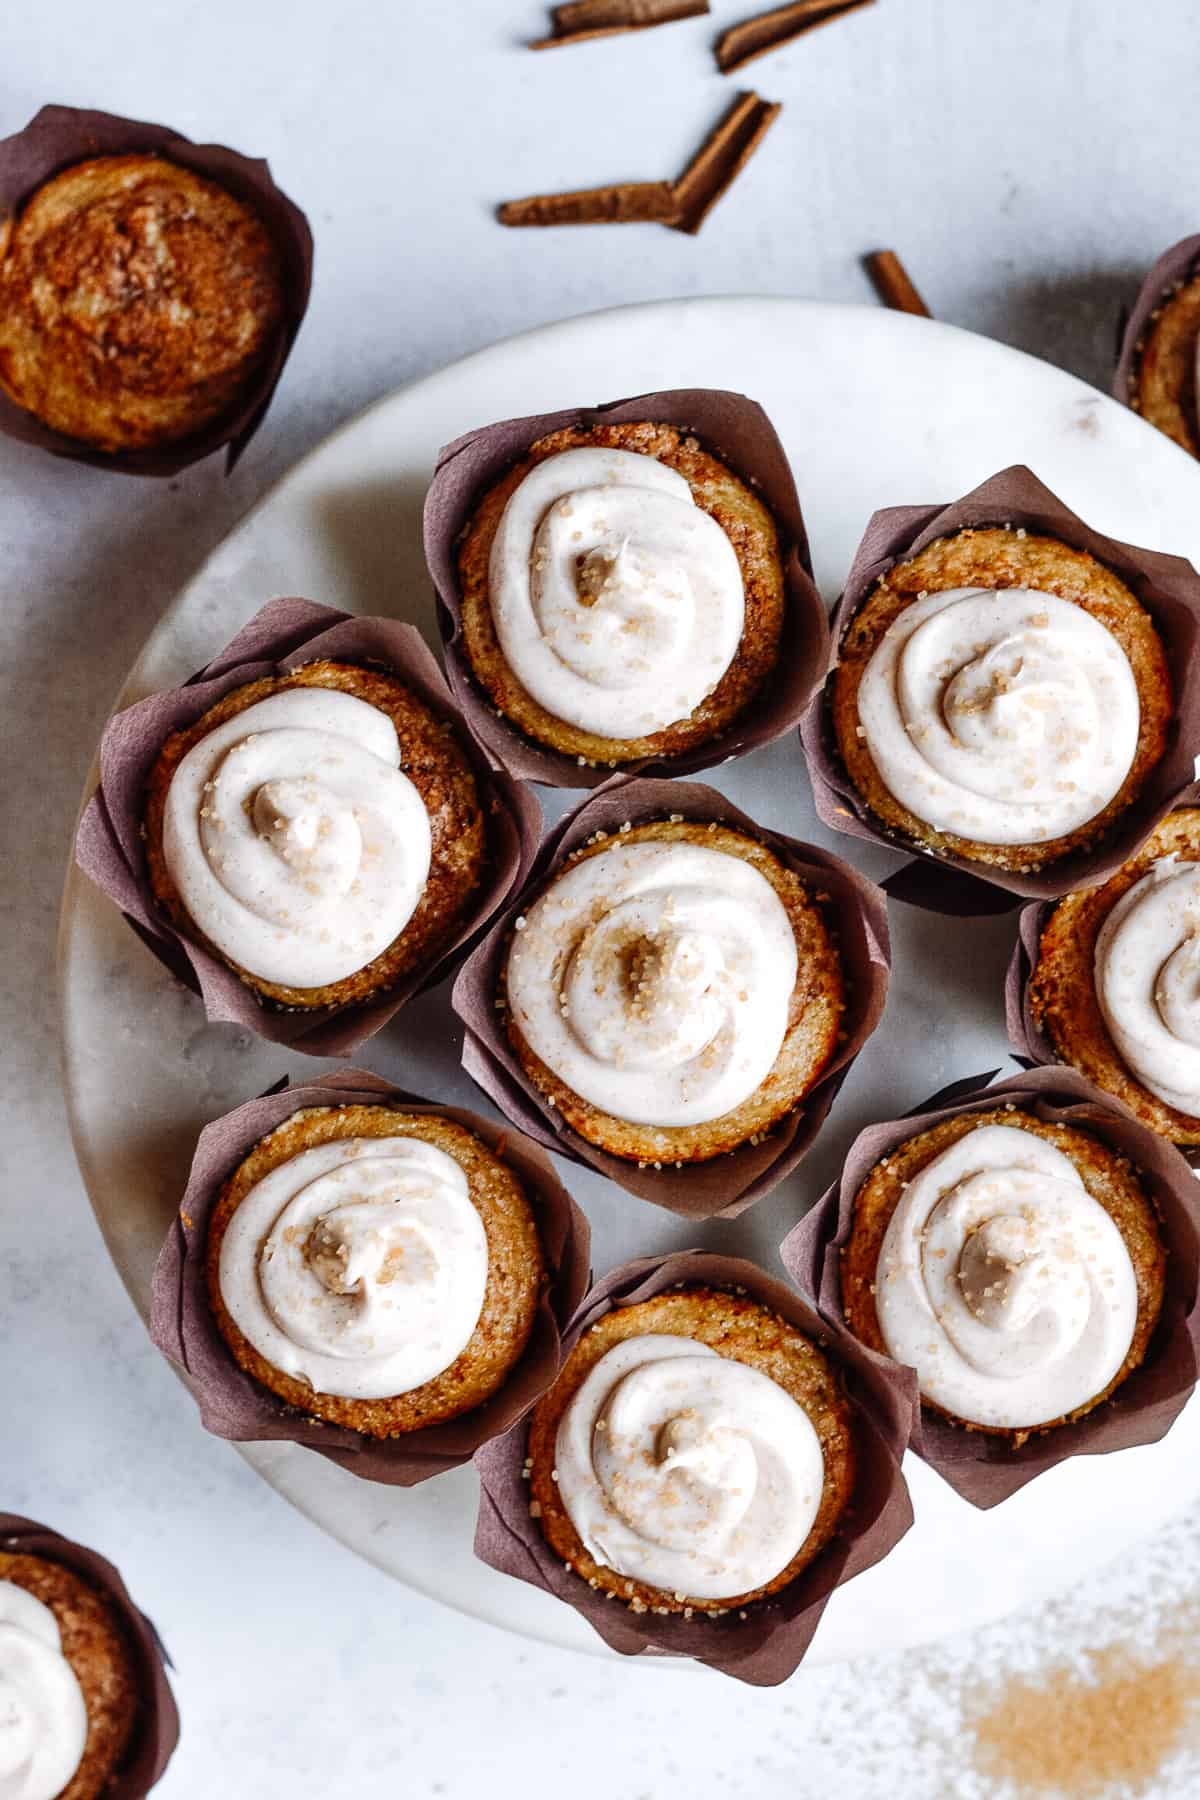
[0,1514,178,1799]
[801,466,1200,905]
[426,390,829,786]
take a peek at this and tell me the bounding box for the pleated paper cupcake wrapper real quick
[74,597,543,1054]
[147,1069,591,1486]
[0,104,313,475]
[780,1065,1200,1509]
[424,387,830,788]
[473,1249,915,1687]
[1113,235,1200,415]
[451,773,891,1218]
[798,464,1200,912]
[0,1514,179,1795]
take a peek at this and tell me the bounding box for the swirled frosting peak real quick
[0,1581,87,1800]
[218,1135,488,1400]
[163,687,432,988]
[488,447,745,739]
[1096,855,1200,1117]
[857,587,1140,845]
[555,1335,824,1600]
[874,1124,1138,1428]
[506,838,797,1127]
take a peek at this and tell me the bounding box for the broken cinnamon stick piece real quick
[532,0,708,49]
[671,90,782,234]
[716,0,875,73]
[498,181,679,227]
[864,249,932,317]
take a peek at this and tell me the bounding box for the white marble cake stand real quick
[59,298,1200,1668]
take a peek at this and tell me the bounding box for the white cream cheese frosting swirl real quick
[1096,855,1200,1116]
[162,687,432,988]
[555,1334,824,1600]
[874,1124,1139,1429]
[506,838,797,1128]
[487,447,745,739]
[857,587,1140,845]
[0,1581,88,1800]
[218,1136,489,1400]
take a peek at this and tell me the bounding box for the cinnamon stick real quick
[532,0,708,48]
[716,0,875,73]
[670,90,782,234]
[498,181,679,227]
[864,248,931,317]
[497,90,782,236]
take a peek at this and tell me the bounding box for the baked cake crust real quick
[503,818,845,1164]
[205,1104,546,1437]
[839,1108,1167,1441]
[143,659,486,1011]
[1130,270,1200,457]
[527,1286,856,1614]
[0,1551,139,1800]
[458,420,785,764]
[831,527,1173,873]
[0,154,284,451]
[1030,808,1200,1142]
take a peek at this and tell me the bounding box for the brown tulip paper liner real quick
[451,774,891,1218]
[780,1065,1200,1509]
[424,388,830,788]
[0,1514,179,1795]
[1114,235,1200,416]
[0,104,313,475]
[147,1069,591,1486]
[473,1249,915,1685]
[798,465,1200,912]
[74,597,543,1055]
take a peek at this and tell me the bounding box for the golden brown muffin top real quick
[831,526,1173,875]
[502,817,844,1164]
[1131,271,1200,457]
[839,1107,1167,1443]
[0,153,284,450]
[1031,807,1200,1142]
[205,1103,545,1438]
[528,1286,856,1614]
[0,1552,139,1800]
[142,658,486,1012]
[457,419,785,764]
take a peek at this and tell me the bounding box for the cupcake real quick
[149,1070,590,1483]
[75,599,540,1054]
[426,389,829,787]
[0,1514,178,1799]
[782,1067,1200,1506]
[529,1286,855,1614]
[474,1252,914,1685]
[452,776,890,1217]
[1016,806,1200,1144]
[1116,235,1200,458]
[0,105,312,474]
[801,466,1200,905]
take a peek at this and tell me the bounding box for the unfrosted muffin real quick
[0,1551,139,1800]
[840,1108,1166,1444]
[0,153,284,451]
[1029,808,1200,1143]
[502,817,845,1164]
[205,1103,545,1436]
[1128,253,1200,457]
[831,526,1173,875]
[527,1286,856,1615]
[143,658,486,1012]
[457,420,785,765]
